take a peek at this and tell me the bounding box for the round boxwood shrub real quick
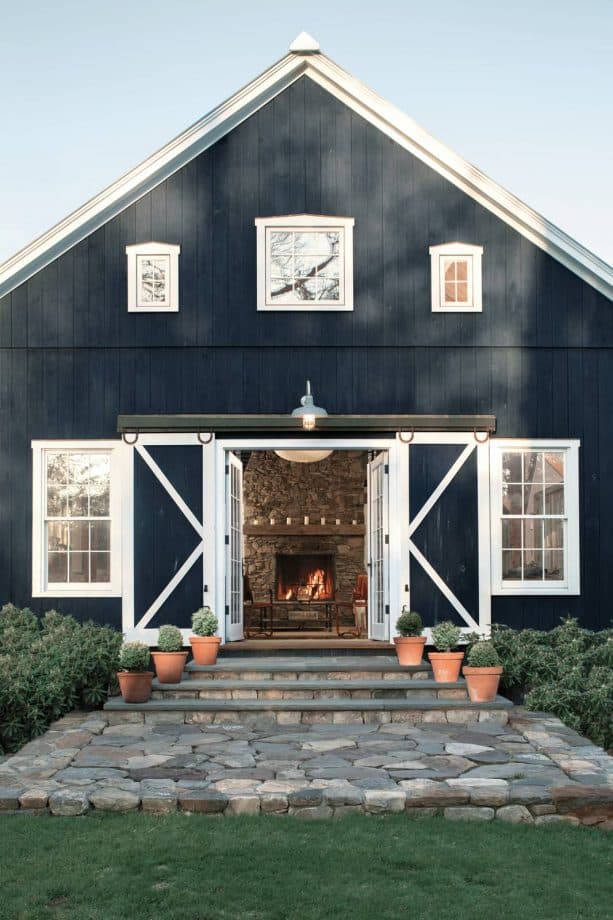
[118,641,151,672]
[396,609,423,637]
[191,607,218,637]
[431,620,462,652]
[157,624,183,652]
[467,640,500,668]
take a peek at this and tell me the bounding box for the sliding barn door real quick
[406,433,490,634]
[367,451,390,640]
[124,434,216,644]
[225,451,244,642]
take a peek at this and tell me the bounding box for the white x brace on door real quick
[122,433,216,644]
[401,432,491,635]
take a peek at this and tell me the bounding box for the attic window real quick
[255,215,354,311]
[429,243,483,312]
[126,242,180,312]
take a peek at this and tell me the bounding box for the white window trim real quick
[126,242,180,312]
[32,440,128,598]
[255,214,354,311]
[490,439,580,596]
[429,242,483,313]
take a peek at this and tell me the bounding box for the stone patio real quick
[1,708,611,826]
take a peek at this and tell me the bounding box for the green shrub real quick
[0,605,122,754]
[396,609,423,637]
[431,620,462,652]
[157,624,184,652]
[491,618,613,749]
[467,641,500,668]
[118,642,151,671]
[191,608,218,637]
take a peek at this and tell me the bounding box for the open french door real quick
[225,451,244,641]
[367,451,390,640]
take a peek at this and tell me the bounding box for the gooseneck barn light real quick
[291,380,328,430]
[274,381,332,463]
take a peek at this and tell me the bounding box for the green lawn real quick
[1,814,611,920]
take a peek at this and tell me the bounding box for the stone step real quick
[151,678,468,701]
[185,656,431,681]
[104,695,512,726]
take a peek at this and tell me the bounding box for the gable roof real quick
[1,35,612,301]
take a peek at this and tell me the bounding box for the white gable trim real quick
[1,47,612,301]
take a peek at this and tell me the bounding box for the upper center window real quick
[255,215,354,311]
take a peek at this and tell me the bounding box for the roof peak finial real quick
[289,32,320,54]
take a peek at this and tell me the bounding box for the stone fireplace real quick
[243,451,367,605]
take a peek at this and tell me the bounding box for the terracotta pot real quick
[463,666,503,702]
[189,635,221,665]
[151,651,188,684]
[428,651,465,683]
[394,635,426,666]
[117,670,153,703]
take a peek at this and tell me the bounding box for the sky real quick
[0,0,612,266]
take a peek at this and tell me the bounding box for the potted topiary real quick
[117,641,153,703]
[463,640,503,702]
[151,624,188,684]
[189,607,220,665]
[394,608,426,666]
[429,620,464,683]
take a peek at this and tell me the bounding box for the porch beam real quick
[117,413,496,434]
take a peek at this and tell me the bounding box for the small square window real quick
[126,243,180,312]
[255,215,354,311]
[429,243,483,312]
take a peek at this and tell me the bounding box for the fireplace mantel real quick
[243,524,364,536]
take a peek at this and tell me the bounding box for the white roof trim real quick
[1,47,612,301]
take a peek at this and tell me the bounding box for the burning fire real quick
[282,566,332,601]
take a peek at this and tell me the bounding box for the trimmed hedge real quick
[491,618,613,749]
[0,604,122,754]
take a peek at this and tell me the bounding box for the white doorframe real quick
[216,437,397,643]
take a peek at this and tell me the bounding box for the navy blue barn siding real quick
[0,76,611,630]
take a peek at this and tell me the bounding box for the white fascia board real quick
[1,49,612,302]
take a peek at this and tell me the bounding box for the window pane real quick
[317,278,339,301]
[523,550,543,579]
[66,484,89,516]
[523,451,544,483]
[444,282,456,302]
[91,552,111,583]
[69,552,89,583]
[48,522,68,551]
[544,452,564,483]
[294,278,317,301]
[502,453,522,483]
[545,485,564,514]
[444,261,456,281]
[89,484,110,517]
[544,519,564,548]
[523,518,543,550]
[456,260,468,281]
[523,483,544,514]
[456,282,468,302]
[544,550,564,581]
[318,254,340,278]
[502,519,521,548]
[91,521,110,551]
[69,521,90,551]
[48,552,67,583]
[502,550,522,580]
[502,484,522,514]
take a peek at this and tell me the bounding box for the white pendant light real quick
[275,449,333,463]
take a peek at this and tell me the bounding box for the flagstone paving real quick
[0,708,612,826]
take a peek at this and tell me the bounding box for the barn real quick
[1,33,612,648]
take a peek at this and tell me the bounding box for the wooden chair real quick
[243,573,274,638]
[334,573,368,638]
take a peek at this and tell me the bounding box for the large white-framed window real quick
[126,242,180,312]
[32,441,126,597]
[255,215,354,311]
[429,242,483,312]
[490,439,580,596]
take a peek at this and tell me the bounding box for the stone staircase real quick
[105,655,513,726]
